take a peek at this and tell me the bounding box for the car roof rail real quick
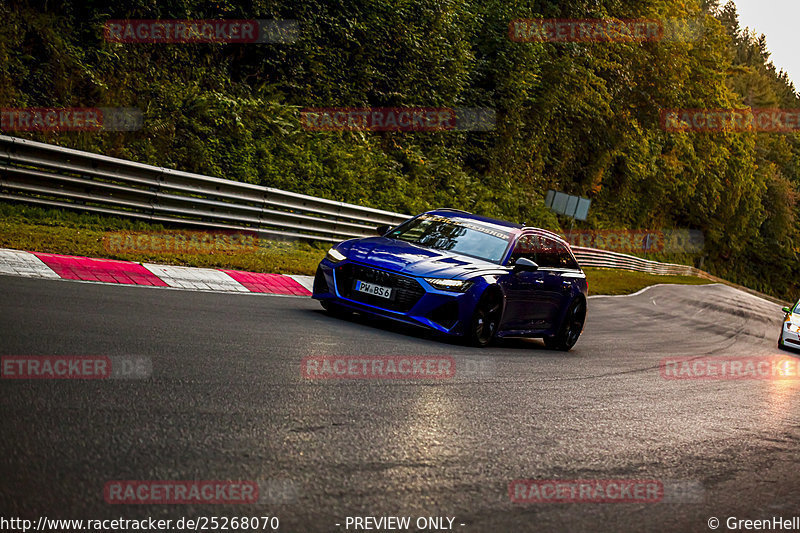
[431,207,472,214]
[521,225,567,241]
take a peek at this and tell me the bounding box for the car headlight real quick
[424,278,473,292]
[787,323,800,333]
[325,248,347,263]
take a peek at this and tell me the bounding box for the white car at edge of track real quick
[778,300,800,351]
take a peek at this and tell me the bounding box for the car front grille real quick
[335,263,425,312]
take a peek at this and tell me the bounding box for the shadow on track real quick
[308,307,582,357]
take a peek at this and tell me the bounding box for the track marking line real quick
[142,263,249,292]
[287,274,314,293]
[0,249,60,279]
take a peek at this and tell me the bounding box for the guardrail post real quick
[150,169,165,222]
[333,203,342,238]
[259,190,270,238]
[0,137,13,190]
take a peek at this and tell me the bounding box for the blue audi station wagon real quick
[312,209,588,350]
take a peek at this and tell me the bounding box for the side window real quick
[533,236,580,269]
[536,237,561,268]
[510,234,579,269]
[509,234,538,265]
[555,242,580,269]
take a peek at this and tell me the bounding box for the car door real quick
[538,238,584,330]
[529,236,570,328]
[500,233,551,331]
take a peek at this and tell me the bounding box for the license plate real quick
[354,280,393,299]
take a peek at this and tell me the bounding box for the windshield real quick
[388,214,512,263]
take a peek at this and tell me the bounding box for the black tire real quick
[544,298,586,352]
[778,336,786,351]
[469,291,502,347]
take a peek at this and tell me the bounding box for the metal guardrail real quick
[571,246,703,277]
[572,246,789,305]
[1,134,714,280]
[0,135,409,243]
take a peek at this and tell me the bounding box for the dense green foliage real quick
[1,0,798,298]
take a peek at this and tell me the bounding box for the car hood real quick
[339,237,505,279]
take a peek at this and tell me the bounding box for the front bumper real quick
[781,324,800,348]
[312,260,482,336]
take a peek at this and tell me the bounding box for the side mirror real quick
[513,257,539,272]
[783,307,792,314]
[376,224,391,236]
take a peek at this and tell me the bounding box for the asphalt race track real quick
[1,275,799,532]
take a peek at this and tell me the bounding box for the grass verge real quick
[0,203,326,275]
[584,267,712,296]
